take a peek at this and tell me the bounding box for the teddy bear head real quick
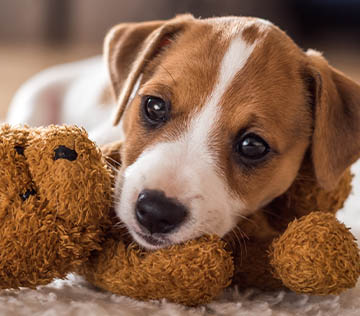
[0,125,113,288]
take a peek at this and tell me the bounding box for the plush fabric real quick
[0,125,113,288]
[81,235,233,306]
[270,212,360,295]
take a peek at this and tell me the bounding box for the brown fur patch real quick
[242,24,261,44]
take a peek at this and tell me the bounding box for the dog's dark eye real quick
[235,133,270,161]
[142,96,170,126]
[54,145,78,161]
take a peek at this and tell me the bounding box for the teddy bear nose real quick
[135,189,187,234]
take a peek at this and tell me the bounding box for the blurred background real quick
[0,0,359,120]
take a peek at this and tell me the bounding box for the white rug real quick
[1,160,360,316]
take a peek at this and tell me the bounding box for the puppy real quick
[7,15,360,250]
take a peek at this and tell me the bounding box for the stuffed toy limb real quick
[0,125,359,306]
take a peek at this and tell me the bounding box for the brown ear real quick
[104,14,194,125]
[306,49,360,190]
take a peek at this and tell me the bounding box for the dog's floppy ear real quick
[306,49,360,190]
[104,14,194,125]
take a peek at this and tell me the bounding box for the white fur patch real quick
[116,32,259,249]
[116,137,244,249]
[199,34,257,121]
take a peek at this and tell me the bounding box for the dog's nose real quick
[135,189,187,234]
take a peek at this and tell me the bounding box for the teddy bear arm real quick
[80,235,234,306]
[269,212,360,295]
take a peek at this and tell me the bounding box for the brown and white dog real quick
[7,14,360,249]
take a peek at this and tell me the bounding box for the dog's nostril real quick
[135,189,187,235]
[137,192,146,202]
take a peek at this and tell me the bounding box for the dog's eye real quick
[54,145,78,161]
[141,96,170,126]
[235,133,270,161]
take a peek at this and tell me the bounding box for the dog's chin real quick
[131,230,172,250]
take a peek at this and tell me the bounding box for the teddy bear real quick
[0,124,113,288]
[0,124,359,306]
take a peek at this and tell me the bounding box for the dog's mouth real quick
[135,231,170,248]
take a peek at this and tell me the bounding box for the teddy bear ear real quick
[306,50,360,190]
[103,14,194,125]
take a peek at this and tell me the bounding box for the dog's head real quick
[106,15,360,249]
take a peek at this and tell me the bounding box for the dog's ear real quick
[104,14,194,125]
[306,49,360,190]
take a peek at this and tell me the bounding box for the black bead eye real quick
[235,133,270,161]
[20,188,36,201]
[142,96,170,126]
[14,145,25,155]
[54,146,78,161]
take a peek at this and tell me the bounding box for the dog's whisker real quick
[105,160,121,172]
[158,64,177,86]
[105,155,122,167]
[237,227,249,257]
[105,165,119,176]
[261,209,285,220]
[231,227,244,264]
[237,213,259,229]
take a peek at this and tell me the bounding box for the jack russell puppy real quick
[7,14,360,250]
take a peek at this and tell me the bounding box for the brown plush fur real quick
[0,125,359,306]
[80,234,233,306]
[270,212,360,295]
[0,125,113,288]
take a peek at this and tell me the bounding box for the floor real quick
[0,43,100,120]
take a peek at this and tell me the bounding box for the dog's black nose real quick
[135,189,187,234]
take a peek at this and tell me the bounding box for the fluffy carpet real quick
[1,161,360,316]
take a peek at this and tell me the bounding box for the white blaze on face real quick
[116,31,259,248]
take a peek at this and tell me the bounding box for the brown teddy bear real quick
[0,124,113,288]
[0,125,359,306]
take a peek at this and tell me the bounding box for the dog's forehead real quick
[155,16,297,92]
[204,16,273,41]
[149,17,277,100]
[139,16,307,151]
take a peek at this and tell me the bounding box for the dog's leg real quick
[6,56,106,128]
[7,64,74,126]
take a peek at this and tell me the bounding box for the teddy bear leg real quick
[269,212,360,295]
[79,235,234,306]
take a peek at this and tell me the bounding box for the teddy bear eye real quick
[54,145,78,161]
[20,188,36,201]
[14,145,24,155]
